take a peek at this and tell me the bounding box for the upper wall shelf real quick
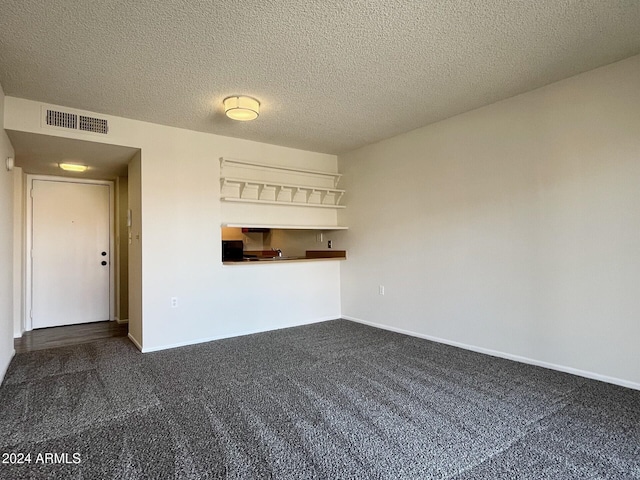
[220,157,346,209]
[220,157,342,188]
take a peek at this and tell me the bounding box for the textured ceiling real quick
[1,0,639,155]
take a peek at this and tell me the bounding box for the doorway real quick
[26,176,115,330]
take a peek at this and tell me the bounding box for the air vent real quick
[46,109,78,129]
[43,107,109,135]
[79,115,108,134]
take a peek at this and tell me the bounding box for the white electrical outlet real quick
[379,285,385,295]
[171,297,178,308]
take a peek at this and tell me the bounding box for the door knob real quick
[101,261,107,266]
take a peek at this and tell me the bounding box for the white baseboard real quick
[116,318,129,325]
[342,315,640,392]
[139,316,338,353]
[127,333,143,352]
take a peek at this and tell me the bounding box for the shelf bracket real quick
[314,189,326,205]
[238,181,247,199]
[296,187,311,204]
[281,186,293,202]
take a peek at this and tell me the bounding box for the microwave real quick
[222,240,244,262]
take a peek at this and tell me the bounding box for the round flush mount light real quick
[223,96,260,121]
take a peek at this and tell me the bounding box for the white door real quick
[31,179,111,329]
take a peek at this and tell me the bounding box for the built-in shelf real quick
[220,157,346,209]
[220,178,345,208]
[222,223,348,230]
[220,157,342,188]
[221,197,346,209]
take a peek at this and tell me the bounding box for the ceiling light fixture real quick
[223,96,260,121]
[59,163,88,172]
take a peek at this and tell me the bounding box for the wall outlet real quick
[379,285,385,295]
[171,297,178,308]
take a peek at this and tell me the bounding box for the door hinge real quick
[30,188,34,198]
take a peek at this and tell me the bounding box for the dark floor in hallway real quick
[14,321,128,353]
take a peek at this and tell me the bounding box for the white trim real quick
[0,350,16,386]
[342,315,640,392]
[25,174,116,331]
[221,197,346,209]
[127,333,143,351]
[114,178,121,323]
[138,316,338,353]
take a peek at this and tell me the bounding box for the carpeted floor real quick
[0,319,639,479]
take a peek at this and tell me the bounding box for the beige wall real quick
[0,83,16,383]
[222,228,332,257]
[338,55,640,388]
[267,230,329,257]
[221,227,244,241]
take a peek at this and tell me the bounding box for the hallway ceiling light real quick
[59,163,88,172]
[223,96,260,121]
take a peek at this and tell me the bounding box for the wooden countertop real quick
[223,250,346,265]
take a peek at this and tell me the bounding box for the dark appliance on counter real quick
[222,240,244,262]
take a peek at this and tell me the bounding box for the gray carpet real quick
[1,320,639,479]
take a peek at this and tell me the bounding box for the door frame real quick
[25,174,116,332]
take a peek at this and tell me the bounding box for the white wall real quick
[127,152,142,347]
[12,166,23,338]
[4,98,342,352]
[136,126,341,351]
[0,83,16,384]
[338,55,640,388]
